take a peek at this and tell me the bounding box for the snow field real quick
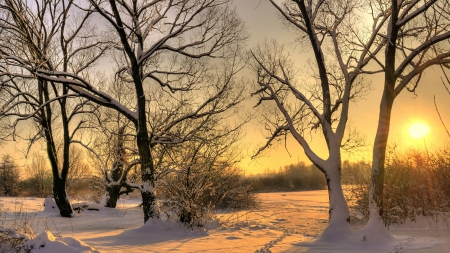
[1,191,450,252]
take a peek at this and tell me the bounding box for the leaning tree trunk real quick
[53,177,73,217]
[360,87,396,243]
[362,48,397,242]
[41,80,73,218]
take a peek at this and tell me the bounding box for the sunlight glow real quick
[409,122,430,139]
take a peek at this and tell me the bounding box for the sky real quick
[233,0,450,174]
[1,0,450,175]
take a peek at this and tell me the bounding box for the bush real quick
[159,166,257,227]
[345,147,450,227]
[0,227,29,253]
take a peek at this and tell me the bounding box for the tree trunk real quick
[141,188,159,222]
[367,10,399,225]
[360,77,396,243]
[53,177,73,217]
[136,103,159,223]
[105,185,121,208]
[103,126,128,208]
[319,164,352,241]
[368,86,394,223]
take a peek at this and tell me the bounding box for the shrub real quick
[344,147,450,227]
[0,155,21,197]
[159,166,257,227]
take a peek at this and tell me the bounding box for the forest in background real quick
[3,144,450,228]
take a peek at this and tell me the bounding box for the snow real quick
[43,198,58,212]
[99,194,108,206]
[1,191,450,252]
[23,231,99,253]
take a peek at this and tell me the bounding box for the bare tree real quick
[79,80,140,208]
[368,0,450,232]
[0,0,107,217]
[0,0,247,223]
[84,122,139,208]
[251,0,388,239]
[102,126,137,207]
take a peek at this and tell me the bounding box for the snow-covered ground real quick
[1,191,449,252]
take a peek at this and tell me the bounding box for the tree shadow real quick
[84,220,208,248]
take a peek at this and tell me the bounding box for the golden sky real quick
[1,0,449,175]
[236,0,450,174]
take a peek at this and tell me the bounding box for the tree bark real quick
[136,92,159,223]
[368,85,394,222]
[320,163,352,241]
[368,10,399,222]
[53,177,73,217]
[105,185,121,208]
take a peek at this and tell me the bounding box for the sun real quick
[409,122,430,139]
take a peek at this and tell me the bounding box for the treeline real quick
[246,160,373,193]
[246,162,327,192]
[0,151,258,224]
[0,154,91,198]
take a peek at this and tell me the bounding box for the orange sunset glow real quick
[1,0,450,252]
[409,122,430,139]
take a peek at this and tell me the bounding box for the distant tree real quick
[26,155,52,198]
[64,147,91,197]
[0,155,20,196]
[84,123,138,208]
[79,82,139,208]
[247,162,326,192]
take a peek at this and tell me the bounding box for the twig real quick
[433,96,450,138]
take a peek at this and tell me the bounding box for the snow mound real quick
[351,217,394,245]
[289,218,397,252]
[0,227,29,253]
[23,231,99,253]
[99,193,108,206]
[42,198,58,213]
[0,227,28,240]
[110,218,208,244]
